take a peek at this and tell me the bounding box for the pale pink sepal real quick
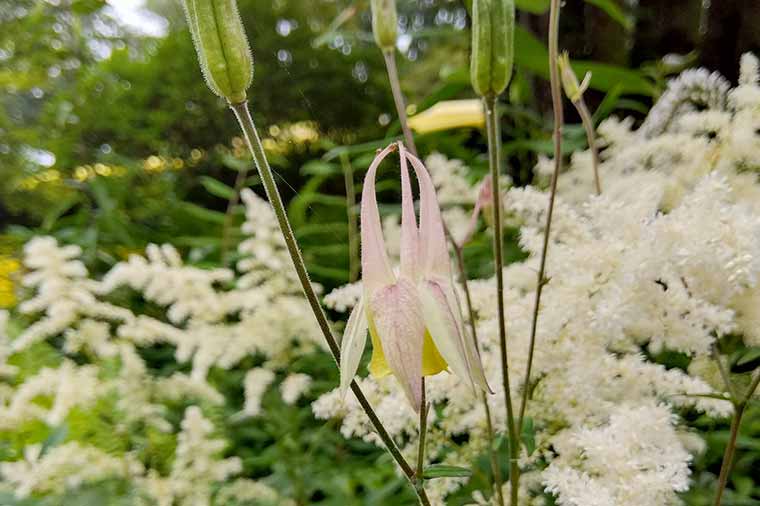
[339,294,368,399]
[406,152,491,394]
[360,144,398,295]
[368,278,425,409]
[398,143,419,281]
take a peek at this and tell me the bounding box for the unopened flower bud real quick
[182,0,253,104]
[558,52,591,103]
[371,0,398,51]
[470,0,515,97]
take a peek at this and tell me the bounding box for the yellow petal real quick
[408,99,485,134]
[368,314,392,377]
[368,316,448,378]
[422,330,448,376]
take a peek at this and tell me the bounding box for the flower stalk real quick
[383,49,418,155]
[416,378,428,489]
[713,366,760,506]
[517,0,564,433]
[340,152,359,282]
[484,94,519,506]
[230,102,431,506]
[450,236,504,506]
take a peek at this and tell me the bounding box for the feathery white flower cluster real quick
[315,57,760,505]
[0,190,322,501]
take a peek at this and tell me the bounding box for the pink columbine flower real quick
[340,142,491,411]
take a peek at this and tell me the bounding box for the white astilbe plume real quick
[0,361,101,429]
[0,442,139,498]
[315,56,760,506]
[544,404,691,506]
[640,67,730,137]
[140,406,241,506]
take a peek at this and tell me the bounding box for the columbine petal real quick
[361,144,398,295]
[367,278,425,410]
[339,295,369,398]
[398,142,419,280]
[406,152,452,280]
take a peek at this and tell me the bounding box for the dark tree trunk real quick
[632,0,703,65]
[701,0,760,82]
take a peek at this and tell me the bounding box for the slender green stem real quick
[712,345,738,401]
[230,101,430,506]
[713,402,745,506]
[573,98,600,195]
[713,368,760,506]
[518,0,564,432]
[417,378,428,487]
[450,238,505,506]
[220,165,249,266]
[483,93,519,506]
[383,49,418,156]
[340,153,359,282]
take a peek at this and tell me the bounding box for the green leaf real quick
[199,176,236,200]
[423,464,473,479]
[515,0,550,14]
[40,424,69,456]
[177,202,226,224]
[513,26,655,96]
[521,417,536,456]
[301,160,340,176]
[736,347,760,367]
[584,0,633,30]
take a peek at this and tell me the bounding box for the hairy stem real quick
[340,153,359,282]
[713,369,760,506]
[383,49,418,156]
[573,98,600,195]
[451,239,505,506]
[518,0,564,431]
[230,101,430,506]
[220,165,249,266]
[484,93,519,506]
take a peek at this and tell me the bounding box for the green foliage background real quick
[0,0,758,504]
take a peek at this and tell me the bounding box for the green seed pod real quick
[182,0,253,104]
[470,0,515,97]
[371,0,398,51]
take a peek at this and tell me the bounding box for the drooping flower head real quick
[340,142,490,410]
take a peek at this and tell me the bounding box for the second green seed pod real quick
[470,0,515,97]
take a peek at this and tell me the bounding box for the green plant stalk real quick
[572,98,600,195]
[484,94,519,506]
[417,378,428,489]
[518,0,564,432]
[340,152,359,282]
[220,165,250,266]
[383,49,418,155]
[230,101,431,506]
[713,369,760,506]
[451,240,505,506]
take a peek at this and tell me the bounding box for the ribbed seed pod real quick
[371,0,398,51]
[470,0,515,97]
[182,0,253,104]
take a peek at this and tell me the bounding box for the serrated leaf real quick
[423,464,472,479]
